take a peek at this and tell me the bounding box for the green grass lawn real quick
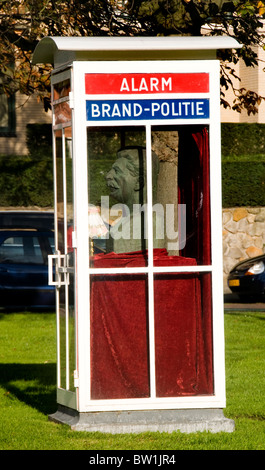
[0,310,265,450]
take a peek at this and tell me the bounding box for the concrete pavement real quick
[224,293,265,311]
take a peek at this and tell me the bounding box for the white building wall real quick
[221,42,265,123]
[0,92,52,156]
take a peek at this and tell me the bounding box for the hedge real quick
[221,123,265,206]
[0,154,54,207]
[222,161,265,207]
[0,124,53,207]
[221,123,265,158]
[0,123,265,208]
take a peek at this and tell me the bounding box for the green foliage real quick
[0,154,54,207]
[221,123,265,157]
[26,123,52,157]
[1,1,265,113]
[0,124,53,207]
[1,122,265,209]
[0,310,265,449]
[225,311,265,421]
[221,123,265,207]
[222,161,265,206]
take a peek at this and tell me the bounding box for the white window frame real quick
[70,60,225,412]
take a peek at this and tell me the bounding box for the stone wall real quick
[223,207,265,293]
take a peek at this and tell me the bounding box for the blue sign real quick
[86,98,209,121]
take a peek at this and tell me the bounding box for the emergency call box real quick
[33,36,240,433]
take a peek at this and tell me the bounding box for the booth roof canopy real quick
[32,35,242,67]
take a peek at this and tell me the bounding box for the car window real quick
[0,235,45,265]
[48,236,55,254]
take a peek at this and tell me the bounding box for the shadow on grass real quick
[225,310,265,321]
[0,362,57,415]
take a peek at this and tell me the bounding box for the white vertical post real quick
[209,61,226,406]
[72,63,91,410]
[146,125,156,399]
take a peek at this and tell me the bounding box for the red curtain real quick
[192,127,211,266]
[90,126,213,400]
[178,126,211,265]
[178,126,213,395]
[90,249,213,400]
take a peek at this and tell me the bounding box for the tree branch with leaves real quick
[1,0,265,114]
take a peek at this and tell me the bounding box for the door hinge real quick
[71,230,77,249]
[74,370,79,388]
[69,91,74,109]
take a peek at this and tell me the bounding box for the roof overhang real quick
[32,36,242,68]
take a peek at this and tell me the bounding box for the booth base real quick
[49,406,235,433]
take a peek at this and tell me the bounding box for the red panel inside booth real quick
[90,127,213,400]
[90,250,213,400]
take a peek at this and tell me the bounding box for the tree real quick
[124,0,265,114]
[0,0,265,114]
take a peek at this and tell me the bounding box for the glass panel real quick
[54,125,75,392]
[48,236,55,253]
[59,285,66,390]
[32,237,43,261]
[54,102,71,126]
[151,125,211,265]
[0,236,24,261]
[55,129,66,389]
[90,273,150,399]
[65,126,73,254]
[55,130,64,254]
[0,236,44,264]
[65,126,76,392]
[0,92,15,134]
[154,272,213,397]
[0,93,9,127]
[53,79,71,101]
[87,126,149,266]
[68,272,75,391]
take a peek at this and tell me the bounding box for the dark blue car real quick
[227,254,265,301]
[0,211,55,309]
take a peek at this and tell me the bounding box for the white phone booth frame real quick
[33,36,240,433]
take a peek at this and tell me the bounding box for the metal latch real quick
[48,253,71,288]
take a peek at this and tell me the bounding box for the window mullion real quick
[146,125,156,399]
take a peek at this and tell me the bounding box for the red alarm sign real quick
[85,73,209,95]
